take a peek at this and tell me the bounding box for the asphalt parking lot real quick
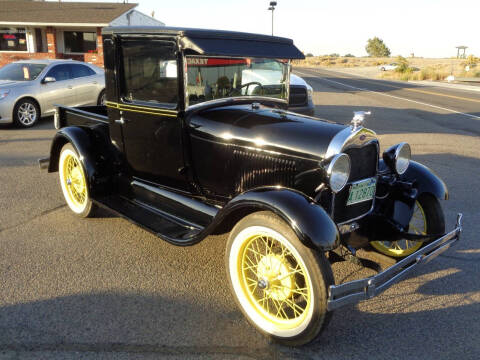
[1,69,479,359]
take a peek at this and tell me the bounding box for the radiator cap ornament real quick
[351,111,371,131]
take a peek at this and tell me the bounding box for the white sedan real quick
[379,63,398,71]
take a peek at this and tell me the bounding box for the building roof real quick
[0,1,137,26]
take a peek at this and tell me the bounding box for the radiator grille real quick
[333,142,378,223]
[233,150,296,193]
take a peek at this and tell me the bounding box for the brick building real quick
[0,0,164,67]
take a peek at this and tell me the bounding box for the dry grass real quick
[294,56,480,81]
[293,56,391,68]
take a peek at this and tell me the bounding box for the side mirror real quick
[43,76,56,84]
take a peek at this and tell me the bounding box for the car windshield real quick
[186,56,289,106]
[0,63,47,81]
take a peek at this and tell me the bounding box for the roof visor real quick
[180,36,305,60]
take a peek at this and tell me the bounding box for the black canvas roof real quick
[102,26,305,59]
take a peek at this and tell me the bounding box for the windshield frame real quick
[0,62,48,82]
[183,54,291,111]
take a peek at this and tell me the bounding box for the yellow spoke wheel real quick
[370,196,445,258]
[226,212,333,346]
[59,143,95,217]
[239,233,311,326]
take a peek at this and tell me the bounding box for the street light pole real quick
[268,1,277,36]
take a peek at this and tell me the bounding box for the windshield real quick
[186,56,289,106]
[0,63,47,81]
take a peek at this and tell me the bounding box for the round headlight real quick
[395,142,411,175]
[326,153,351,193]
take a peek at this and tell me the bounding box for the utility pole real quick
[268,1,277,36]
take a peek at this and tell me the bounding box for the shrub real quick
[394,56,409,73]
[344,53,355,57]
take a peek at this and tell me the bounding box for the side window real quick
[45,64,71,81]
[71,64,95,78]
[120,40,178,106]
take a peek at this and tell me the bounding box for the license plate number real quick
[347,178,377,206]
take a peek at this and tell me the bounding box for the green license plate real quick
[347,178,377,206]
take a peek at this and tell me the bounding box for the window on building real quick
[120,40,178,106]
[64,31,97,53]
[35,28,45,53]
[0,27,27,51]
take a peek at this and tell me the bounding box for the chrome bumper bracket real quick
[38,157,50,171]
[327,213,463,311]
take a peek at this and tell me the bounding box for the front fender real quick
[48,126,111,197]
[402,161,449,200]
[215,187,340,251]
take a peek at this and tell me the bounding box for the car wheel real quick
[97,90,106,106]
[13,98,40,128]
[226,211,334,346]
[59,143,96,217]
[370,194,445,258]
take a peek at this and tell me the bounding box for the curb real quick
[407,80,480,92]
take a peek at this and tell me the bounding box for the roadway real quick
[0,68,479,359]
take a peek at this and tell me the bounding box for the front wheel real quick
[59,143,96,217]
[225,211,334,346]
[370,194,445,258]
[13,99,40,128]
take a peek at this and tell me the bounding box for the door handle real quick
[67,85,73,89]
[92,81,98,85]
[115,118,126,125]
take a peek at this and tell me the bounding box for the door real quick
[70,64,100,106]
[117,39,187,190]
[40,64,76,113]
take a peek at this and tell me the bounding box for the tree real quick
[365,37,391,57]
[305,53,314,57]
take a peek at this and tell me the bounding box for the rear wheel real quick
[59,143,96,217]
[97,90,106,106]
[226,211,334,346]
[371,195,445,258]
[13,99,40,128]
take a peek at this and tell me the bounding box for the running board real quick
[95,195,204,245]
[327,213,463,311]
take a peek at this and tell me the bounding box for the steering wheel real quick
[228,81,264,96]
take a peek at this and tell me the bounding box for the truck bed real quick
[56,105,109,128]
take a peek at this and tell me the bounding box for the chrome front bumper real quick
[327,213,463,311]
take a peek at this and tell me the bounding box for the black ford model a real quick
[40,27,463,346]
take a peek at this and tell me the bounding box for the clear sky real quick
[69,0,479,58]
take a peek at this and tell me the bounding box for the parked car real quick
[0,59,105,128]
[288,73,314,115]
[379,63,398,71]
[40,27,462,346]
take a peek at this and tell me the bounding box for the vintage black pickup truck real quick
[40,27,463,346]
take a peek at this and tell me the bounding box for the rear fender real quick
[48,126,112,197]
[214,187,340,251]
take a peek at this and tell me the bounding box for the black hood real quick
[188,104,346,161]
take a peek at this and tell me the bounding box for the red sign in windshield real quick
[187,58,248,67]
